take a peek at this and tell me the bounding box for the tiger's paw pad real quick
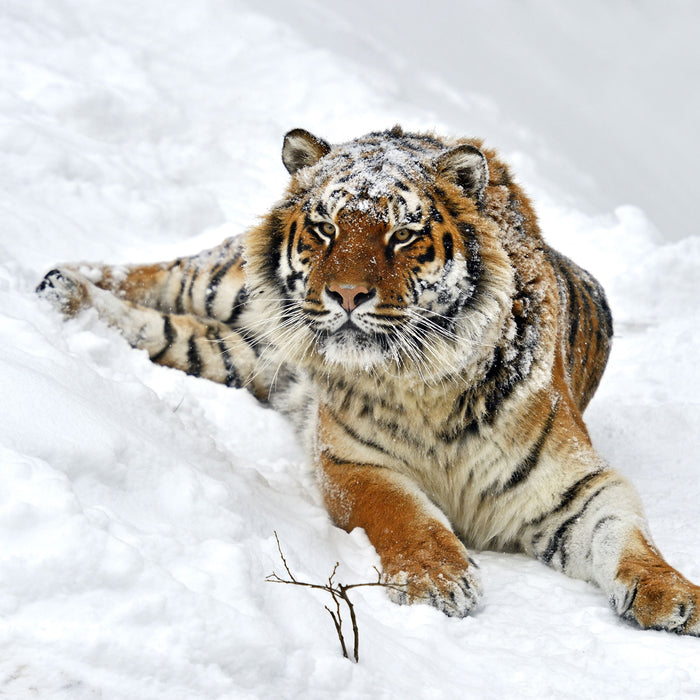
[612,574,700,636]
[37,268,90,317]
[384,559,482,619]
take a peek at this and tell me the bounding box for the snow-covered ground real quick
[2,1,699,697]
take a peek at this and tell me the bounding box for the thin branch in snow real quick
[266,531,398,663]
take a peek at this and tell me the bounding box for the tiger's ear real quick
[282,129,332,174]
[435,144,489,199]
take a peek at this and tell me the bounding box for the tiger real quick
[37,125,700,634]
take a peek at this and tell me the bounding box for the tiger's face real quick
[248,127,513,379]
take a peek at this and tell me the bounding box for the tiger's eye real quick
[393,229,412,243]
[319,222,336,237]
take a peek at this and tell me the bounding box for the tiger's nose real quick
[326,283,375,312]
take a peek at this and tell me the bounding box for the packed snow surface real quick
[2,1,699,698]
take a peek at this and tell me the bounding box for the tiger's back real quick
[547,247,613,412]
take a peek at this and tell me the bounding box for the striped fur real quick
[38,127,699,633]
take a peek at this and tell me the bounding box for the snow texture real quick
[2,1,699,698]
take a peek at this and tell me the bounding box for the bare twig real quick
[325,600,348,659]
[266,531,399,662]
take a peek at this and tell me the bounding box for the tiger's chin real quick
[317,327,393,373]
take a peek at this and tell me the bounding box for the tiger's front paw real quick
[382,533,482,618]
[36,268,91,317]
[612,539,700,636]
[612,571,700,636]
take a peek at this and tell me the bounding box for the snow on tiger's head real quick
[245,126,518,380]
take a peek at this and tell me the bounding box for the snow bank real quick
[1,1,698,697]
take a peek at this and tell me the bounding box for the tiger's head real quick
[245,126,519,382]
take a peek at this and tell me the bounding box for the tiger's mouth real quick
[334,318,368,334]
[318,320,386,345]
[315,322,394,368]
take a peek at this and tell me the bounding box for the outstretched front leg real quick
[522,461,700,635]
[37,266,271,402]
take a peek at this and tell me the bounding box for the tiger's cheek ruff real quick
[412,255,474,319]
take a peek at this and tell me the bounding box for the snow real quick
[1,0,699,697]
